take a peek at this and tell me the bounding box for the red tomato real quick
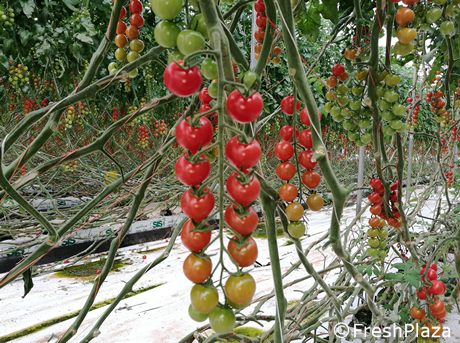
[256,15,267,28]
[228,236,258,267]
[368,192,382,204]
[175,154,210,186]
[181,219,211,253]
[274,141,294,161]
[254,0,265,13]
[370,178,384,192]
[130,13,144,28]
[402,0,418,5]
[116,21,127,35]
[278,184,298,202]
[298,129,313,148]
[410,307,426,320]
[224,205,258,236]
[276,162,296,181]
[300,109,322,126]
[416,287,427,300]
[175,117,214,154]
[298,149,317,169]
[254,29,265,43]
[199,87,213,104]
[129,0,143,14]
[183,254,212,283]
[420,266,437,282]
[181,188,215,223]
[428,280,446,295]
[301,170,321,189]
[226,90,264,123]
[126,25,140,39]
[332,63,345,77]
[164,61,202,97]
[119,6,127,19]
[279,125,298,142]
[226,172,260,207]
[225,136,261,170]
[429,298,446,317]
[280,96,301,115]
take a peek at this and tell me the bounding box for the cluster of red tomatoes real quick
[412,263,447,327]
[275,96,324,238]
[406,96,421,128]
[444,164,455,188]
[426,89,451,127]
[109,0,145,78]
[137,124,149,149]
[252,0,281,64]
[369,178,402,229]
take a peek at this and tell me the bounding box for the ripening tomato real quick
[428,280,446,295]
[429,298,445,317]
[117,21,127,35]
[276,162,296,181]
[180,188,215,223]
[298,129,313,149]
[175,117,214,154]
[175,154,210,186]
[410,307,426,320]
[280,95,301,115]
[181,219,211,253]
[402,0,418,5]
[115,34,128,48]
[228,236,258,267]
[224,273,256,308]
[307,193,324,211]
[209,306,236,334]
[183,253,212,283]
[301,170,321,189]
[274,141,294,161]
[370,204,382,215]
[190,284,219,314]
[164,61,202,97]
[397,28,417,44]
[226,90,264,123]
[279,184,298,202]
[395,7,415,27]
[298,150,317,169]
[279,125,298,142]
[226,172,260,207]
[288,221,306,238]
[224,205,259,236]
[225,136,261,170]
[369,217,384,228]
[130,13,144,28]
[326,76,337,88]
[285,202,304,221]
[188,304,208,322]
[254,28,265,43]
[126,25,140,40]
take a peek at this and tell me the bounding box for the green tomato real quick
[384,74,401,87]
[114,48,126,61]
[208,81,218,98]
[176,29,205,56]
[188,304,208,322]
[352,86,364,96]
[382,126,395,137]
[330,106,341,117]
[337,84,349,95]
[288,221,306,239]
[379,241,387,249]
[151,0,183,20]
[394,42,415,56]
[209,306,235,334]
[376,86,385,98]
[349,100,361,111]
[108,62,118,73]
[348,132,358,142]
[440,21,455,36]
[378,99,390,111]
[361,133,372,145]
[378,71,388,82]
[384,90,399,103]
[126,51,139,63]
[201,58,218,80]
[191,13,208,38]
[377,250,387,259]
[381,111,394,122]
[392,104,406,117]
[378,229,389,239]
[390,120,405,131]
[367,248,380,257]
[130,39,145,53]
[128,68,139,78]
[167,50,184,64]
[190,284,219,314]
[323,102,333,114]
[154,21,180,48]
[445,4,459,17]
[358,119,371,129]
[343,120,355,131]
[368,238,381,249]
[432,0,447,4]
[336,96,349,107]
[426,8,442,24]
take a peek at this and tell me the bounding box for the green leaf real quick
[384,273,404,281]
[321,0,339,23]
[297,0,321,43]
[20,0,36,18]
[22,268,34,298]
[19,29,32,45]
[404,271,421,288]
[75,33,94,44]
[62,0,79,11]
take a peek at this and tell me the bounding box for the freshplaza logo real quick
[333,322,450,340]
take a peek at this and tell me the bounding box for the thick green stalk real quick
[274,0,381,320]
[260,183,287,342]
